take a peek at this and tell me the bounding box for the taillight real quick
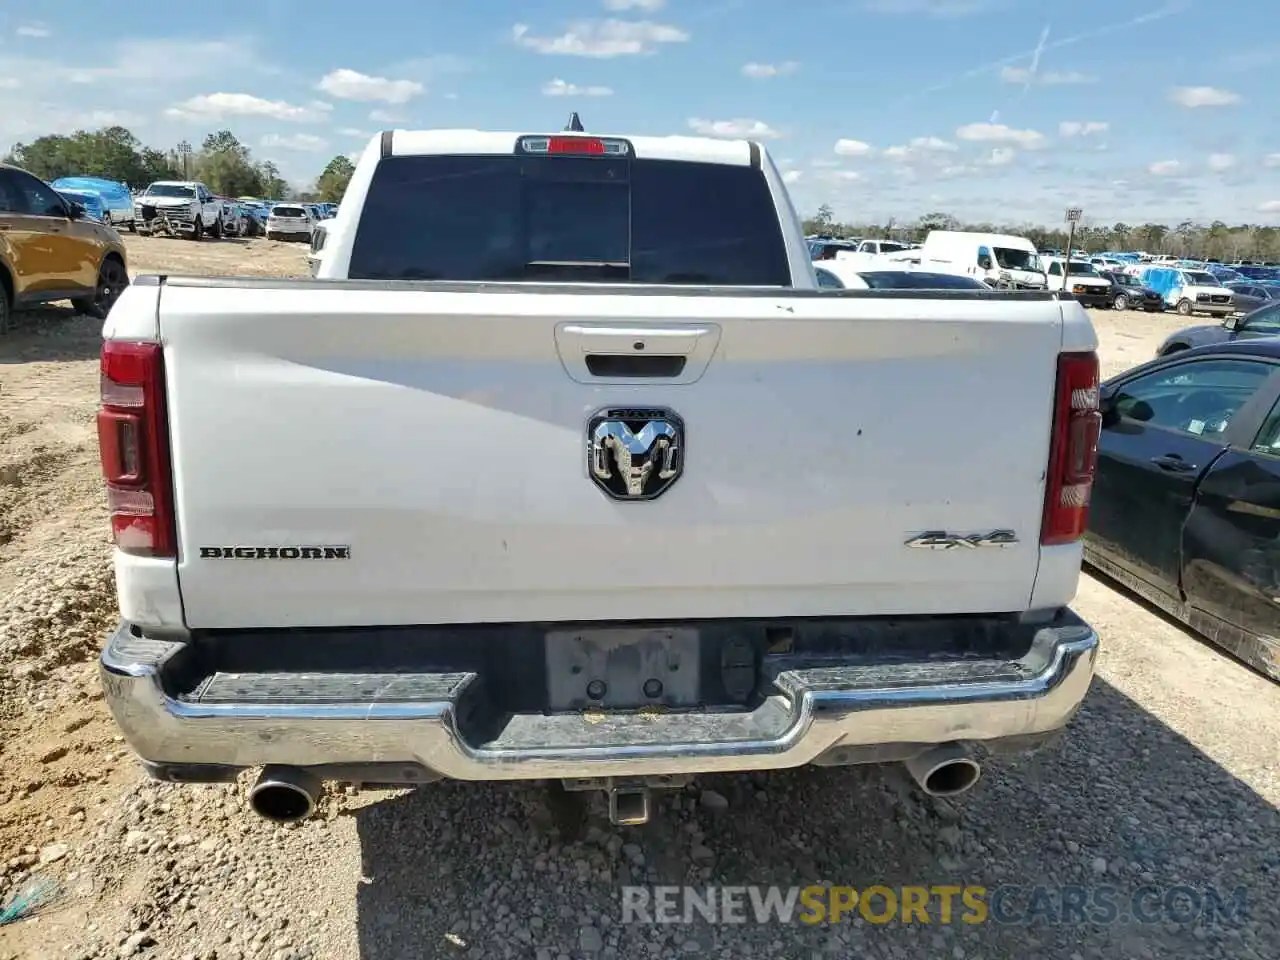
[97,340,176,558]
[1041,351,1101,545]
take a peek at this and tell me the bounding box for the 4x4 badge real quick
[905,530,1019,550]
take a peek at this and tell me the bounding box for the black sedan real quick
[1155,300,1280,356]
[1224,281,1280,315]
[1085,340,1280,681]
[1100,271,1164,312]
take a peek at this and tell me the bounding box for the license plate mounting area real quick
[544,627,701,712]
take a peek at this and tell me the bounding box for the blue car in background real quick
[54,188,109,224]
[50,176,135,231]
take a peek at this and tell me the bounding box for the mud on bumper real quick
[100,611,1099,784]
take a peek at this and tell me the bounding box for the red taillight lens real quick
[98,341,176,558]
[1041,351,1101,545]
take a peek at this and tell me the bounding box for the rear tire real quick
[71,256,129,320]
[1113,293,1129,311]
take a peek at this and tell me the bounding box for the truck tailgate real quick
[157,279,1066,628]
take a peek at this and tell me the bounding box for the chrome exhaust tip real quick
[904,743,982,798]
[249,765,321,823]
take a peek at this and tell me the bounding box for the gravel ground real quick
[1,238,1277,959]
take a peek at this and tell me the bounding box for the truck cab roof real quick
[379,129,760,167]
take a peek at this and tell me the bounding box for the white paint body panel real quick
[135,281,1094,629]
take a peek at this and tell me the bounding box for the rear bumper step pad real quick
[100,616,1098,780]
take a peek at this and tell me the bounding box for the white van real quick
[919,231,1047,289]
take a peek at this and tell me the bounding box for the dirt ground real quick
[0,239,1276,960]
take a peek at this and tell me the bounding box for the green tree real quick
[4,126,165,187]
[254,161,288,200]
[315,155,356,203]
[194,130,264,196]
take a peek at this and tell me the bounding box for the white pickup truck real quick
[98,126,1101,827]
[133,180,223,240]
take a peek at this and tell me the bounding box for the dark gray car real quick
[1101,271,1164,312]
[1155,300,1280,356]
[1225,281,1280,315]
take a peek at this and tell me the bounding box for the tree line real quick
[3,126,356,204]
[805,205,1280,262]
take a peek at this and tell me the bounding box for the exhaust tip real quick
[249,766,320,824]
[920,758,982,797]
[904,744,982,798]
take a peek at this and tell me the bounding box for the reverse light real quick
[1041,351,1101,546]
[97,340,176,558]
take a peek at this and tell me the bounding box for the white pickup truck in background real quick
[98,125,1101,827]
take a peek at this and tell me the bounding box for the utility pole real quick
[177,141,192,180]
[1064,206,1082,289]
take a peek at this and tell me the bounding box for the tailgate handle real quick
[554,321,721,385]
[585,354,687,378]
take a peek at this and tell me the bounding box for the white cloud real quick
[883,136,957,161]
[603,0,666,8]
[166,93,332,123]
[1148,159,1182,176]
[1266,154,1280,168]
[782,170,802,184]
[1000,65,1096,85]
[337,128,369,138]
[317,69,424,104]
[542,78,614,97]
[1260,200,1280,214]
[512,20,688,57]
[834,138,874,157]
[742,61,799,78]
[1169,86,1241,108]
[0,77,19,90]
[1207,153,1237,171]
[261,133,329,152]
[688,117,782,139]
[369,109,406,124]
[1058,120,1108,137]
[833,170,862,181]
[16,24,51,38]
[955,122,1046,148]
[985,147,1015,166]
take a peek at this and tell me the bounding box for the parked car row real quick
[31,169,338,245]
[809,232,1271,318]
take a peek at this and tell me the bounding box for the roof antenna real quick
[564,112,584,132]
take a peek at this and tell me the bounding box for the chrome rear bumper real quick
[100,614,1098,782]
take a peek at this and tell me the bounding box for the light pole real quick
[177,141,192,180]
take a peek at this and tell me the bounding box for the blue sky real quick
[1,0,1277,225]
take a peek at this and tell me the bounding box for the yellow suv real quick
[0,163,129,333]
